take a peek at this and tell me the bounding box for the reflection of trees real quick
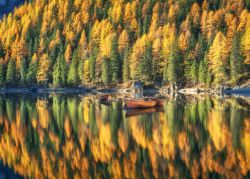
[0,95,249,178]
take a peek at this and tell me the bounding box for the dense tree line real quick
[0,0,249,88]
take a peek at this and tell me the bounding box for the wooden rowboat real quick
[124,99,157,109]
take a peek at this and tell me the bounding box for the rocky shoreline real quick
[177,87,250,96]
[0,86,249,97]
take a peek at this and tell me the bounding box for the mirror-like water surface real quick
[0,94,250,178]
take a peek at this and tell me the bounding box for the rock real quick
[178,88,200,94]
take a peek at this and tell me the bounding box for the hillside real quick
[0,0,250,88]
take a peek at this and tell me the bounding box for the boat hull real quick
[124,99,157,109]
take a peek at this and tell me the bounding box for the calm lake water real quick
[0,94,249,178]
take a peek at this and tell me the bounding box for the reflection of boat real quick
[99,95,110,104]
[153,98,165,107]
[124,99,157,109]
[125,107,164,117]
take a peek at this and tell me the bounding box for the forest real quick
[0,0,250,88]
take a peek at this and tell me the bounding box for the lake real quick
[0,93,249,178]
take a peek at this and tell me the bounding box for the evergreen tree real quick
[140,42,153,82]
[89,48,98,83]
[206,69,212,87]
[230,33,244,83]
[164,42,183,86]
[190,60,198,85]
[20,58,27,86]
[0,60,4,87]
[26,59,38,85]
[60,56,67,86]
[101,59,111,86]
[53,56,61,87]
[110,36,121,83]
[198,58,209,84]
[6,60,16,86]
[67,52,79,87]
[78,60,84,85]
[83,60,90,83]
[122,47,130,82]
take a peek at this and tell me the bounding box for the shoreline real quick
[0,87,249,97]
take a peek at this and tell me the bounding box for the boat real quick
[124,98,157,109]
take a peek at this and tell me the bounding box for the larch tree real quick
[65,44,72,64]
[207,32,228,85]
[152,38,162,79]
[83,60,90,84]
[118,30,129,54]
[36,54,51,85]
[164,41,182,86]
[130,35,148,80]
[241,27,250,64]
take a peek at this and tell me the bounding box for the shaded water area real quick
[0,94,250,178]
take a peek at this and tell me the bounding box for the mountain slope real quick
[0,0,249,88]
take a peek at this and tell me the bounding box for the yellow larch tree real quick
[78,30,88,60]
[36,54,51,84]
[162,23,176,60]
[178,30,191,53]
[149,2,159,37]
[130,35,148,79]
[65,44,72,64]
[241,27,250,64]
[190,3,201,28]
[83,60,90,83]
[207,32,228,84]
[118,29,129,54]
[152,38,163,74]
[237,9,249,31]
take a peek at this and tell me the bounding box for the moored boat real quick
[124,99,157,109]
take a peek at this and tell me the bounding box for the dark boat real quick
[124,99,157,109]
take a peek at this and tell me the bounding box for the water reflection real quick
[0,94,249,178]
